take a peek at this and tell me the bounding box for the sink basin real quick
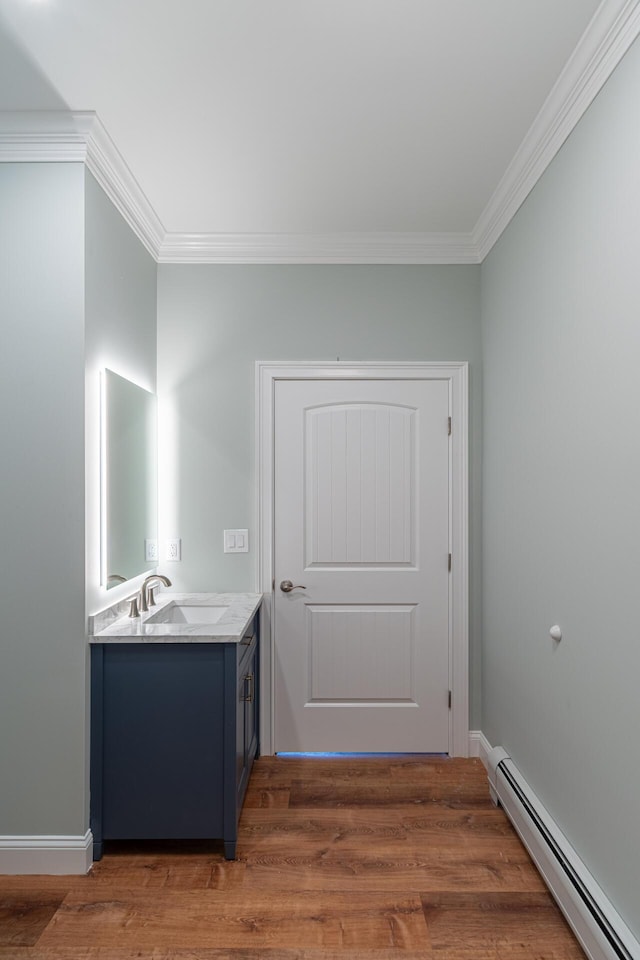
[148,604,230,625]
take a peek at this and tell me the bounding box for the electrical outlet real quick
[145,539,158,562]
[165,538,182,561]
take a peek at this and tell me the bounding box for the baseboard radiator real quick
[487,747,639,960]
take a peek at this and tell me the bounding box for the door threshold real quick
[275,751,449,758]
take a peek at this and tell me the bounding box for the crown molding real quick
[84,116,164,259]
[157,232,481,264]
[0,109,94,161]
[2,0,640,270]
[0,110,164,259]
[0,112,477,262]
[474,0,640,260]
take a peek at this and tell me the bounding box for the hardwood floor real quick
[0,756,585,959]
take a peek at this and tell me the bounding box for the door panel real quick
[274,379,450,753]
[307,404,415,566]
[307,604,416,702]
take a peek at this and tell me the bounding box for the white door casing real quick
[256,362,469,756]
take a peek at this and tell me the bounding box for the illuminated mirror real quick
[101,369,157,589]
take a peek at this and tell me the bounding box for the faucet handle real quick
[128,597,140,618]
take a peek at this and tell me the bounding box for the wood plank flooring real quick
[0,756,585,959]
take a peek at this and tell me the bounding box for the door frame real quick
[256,361,469,757]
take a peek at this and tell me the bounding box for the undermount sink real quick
[148,604,230,625]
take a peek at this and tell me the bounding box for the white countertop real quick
[89,592,262,643]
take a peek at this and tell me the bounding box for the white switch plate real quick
[165,538,182,561]
[224,529,249,553]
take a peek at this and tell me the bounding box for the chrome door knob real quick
[280,579,307,593]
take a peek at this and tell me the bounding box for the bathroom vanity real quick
[89,593,262,860]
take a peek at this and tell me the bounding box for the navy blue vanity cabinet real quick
[90,616,259,861]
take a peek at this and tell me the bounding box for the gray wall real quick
[157,264,483,724]
[84,170,158,618]
[0,163,87,835]
[0,164,157,841]
[481,37,640,935]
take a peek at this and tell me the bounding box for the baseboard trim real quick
[0,830,93,875]
[468,729,492,769]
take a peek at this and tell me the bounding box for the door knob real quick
[280,579,307,593]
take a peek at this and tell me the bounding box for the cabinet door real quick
[236,664,249,802]
[244,644,258,773]
[100,644,225,839]
[236,639,258,807]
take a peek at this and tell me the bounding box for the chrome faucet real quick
[138,574,172,613]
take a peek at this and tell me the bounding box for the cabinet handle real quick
[242,673,254,703]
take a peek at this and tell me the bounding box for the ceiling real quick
[0,0,636,261]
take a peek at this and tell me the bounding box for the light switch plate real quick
[224,529,249,553]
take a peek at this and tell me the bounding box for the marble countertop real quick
[89,592,262,643]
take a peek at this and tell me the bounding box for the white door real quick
[274,378,450,753]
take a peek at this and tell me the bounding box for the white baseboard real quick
[0,830,93,875]
[468,729,492,769]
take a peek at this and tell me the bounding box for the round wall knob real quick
[550,625,562,642]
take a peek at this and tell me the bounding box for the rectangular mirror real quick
[101,369,157,589]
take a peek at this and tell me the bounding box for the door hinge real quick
[448,552,452,572]
[448,416,452,435]
[448,690,452,709]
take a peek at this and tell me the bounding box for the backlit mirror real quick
[101,369,157,589]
